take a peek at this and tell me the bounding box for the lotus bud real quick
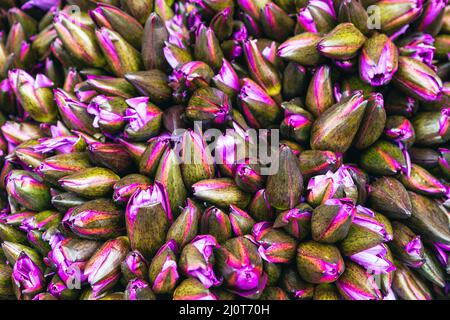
[84,236,129,296]
[398,164,447,196]
[126,183,172,258]
[113,174,151,205]
[193,24,224,70]
[376,0,423,35]
[0,221,27,244]
[296,241,345,284]
[398,33,436,68]
[393,57,443,102]
[277,32,323,66]
[58,167,119,199]
[298,150,342,178]
[186,87,231,125]
[349,243,395,275]
[8,70,56,123]
[368,177,412,219]
[390,222,425,267]
[227,205,255,237]
[392,262,432,300]
[124,70,172,105]
[53,11,105,68]
[86,95,127,134]
[336,261,382,300]
[62,199,123,240]
[260,2,294,42]
[89,3,143,49]
[340,208,393,255]
[239,78,281,128]
[123,97,162,141]
[155,148,187,217]
[216,237,267,299]
[209,8,233,41]
[20,210,61,233]
[360,140,407,175]
[282,63,307,100]
[141,13,169,70]
[36,152,91,186]
[407,191,450,245]
[417,246,446,288]
[193,178,250,208]
[87,142,133,175]
[273,204,312,240]
[163,42,192,70]
[95,27,143,77]
[314,283,340,300]
[166,199,201,248]
[14,140,45,169]
[280,266,314,299]
[139,134,171,177]
[6,170,51,211]
[48,274,80,300]
[297,0,336,34]
[148,240,179,294]
[412,109,450,146]
[265,145,303,210]
[54,89,98,136]
[311,92,367,153]
[212,59,240,98]
[169,61,214,102]
[248,189,274,221]
[12,253,45,300]
[252,222,297,264]
[311,198,355,243]
[338,0,369,35]
[305,65,335,117]
[413,0,447,36]
[359,33,398,86]
[280,101,313,143]
[120,250,148,283]
[179,235,222,288]
[317,23,366,60]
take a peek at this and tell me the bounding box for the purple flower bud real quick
[350,244,396,274]
[359,33,398,86]
[180,235,222,288]
[87,95,126,132]
[34,135,84,154]
[398,33,436,68]
[12,253,45,299]
[149,240,179,294]
[353,211,393,242]
[124,97,162,141]
[212,59,240,96]
[121,250,148,282]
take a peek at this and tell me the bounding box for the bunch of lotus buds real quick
[0,0,449,301]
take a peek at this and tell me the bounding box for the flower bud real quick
[125,70,172,105]
[280,266,314,300]
[124,279,156,300]
[349,243,395,275]
[63,199,124,240]
[317,23,366,60]
[53,11,105,68]
[296,241,345,284]
[179,235,222,288]
[59,167,120,199]
[369,177,412,219]
[186,87,231,125]
[393,57,443,102]
[277,32,323,66]
[173,278,217,300]
[148,240,179,294]
[126,183,172,258]
[360,140,407,175]
[261,2,294,42]
[86,95,127,134]
[113,174,151,205]
[412,109,450,146]
[193,178,251,208]
[392,262,432,300]
[6,170,51,211]
[336,261,382,300]
[391,221,425,267]
[359,33,398,87]
[37,152,91,186]
[253,222,297,264]
[407,191,450,245]
[311,92,367,153]
[8,69,57,123]
[12,253,45,300]
[124,97,162,141]
[216,237,267,299]
[121,250,148,282]
[84,236,130,296]
[311,198,355,243]
[194,24,224,70]
[298,0,336,34]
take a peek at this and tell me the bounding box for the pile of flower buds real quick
[0,0,449,301]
